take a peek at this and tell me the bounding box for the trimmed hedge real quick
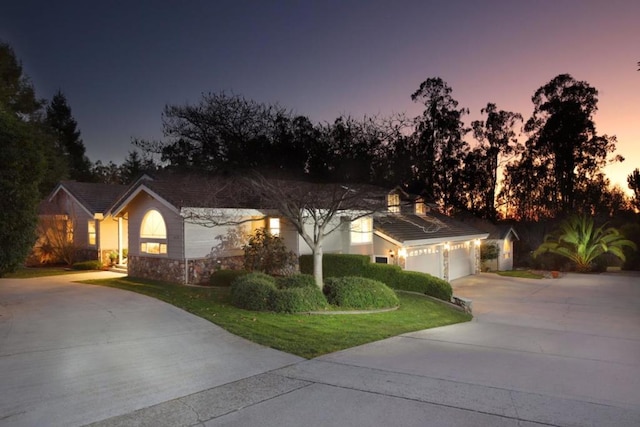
[270,287,329,313]
[363,263,402,288]
[230,273,328,313]
[323,276,399,309]
[230,273,276,311]
[276,274,316,289]
[392,270,452,301]
[300,253,453,302]
[209,269,249,287]
[71,260,104,270]
[299,254,370,277]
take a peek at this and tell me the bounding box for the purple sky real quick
[3,0,639,193]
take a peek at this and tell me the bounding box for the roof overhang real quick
[110,184,181,217]
[374,230,489,247]
[47,183,95,218]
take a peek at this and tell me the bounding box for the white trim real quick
[375,230,488,247]
[110,184,181,217]
[48,185,95,218]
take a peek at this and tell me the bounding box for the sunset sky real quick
[2,1,638,193]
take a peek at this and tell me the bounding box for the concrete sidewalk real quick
[89,272,640,427]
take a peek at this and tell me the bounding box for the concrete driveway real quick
[0,272,303,426]
[2,272,640,426]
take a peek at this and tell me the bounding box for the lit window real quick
[141,210,166,238]
[140,210,167,255]
[141,242,167,255]
[269,218,280,236]
[351,217,372,244]
[88,221,96,246]
[415,202,426,215]
[387,193,400,213]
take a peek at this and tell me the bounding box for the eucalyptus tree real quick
[469,103,522,220]
[628,168,640,210]
[410,77,469,211]
[504,74,620,219]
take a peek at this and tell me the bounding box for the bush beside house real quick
[229,272,401,313]
[300,254,453,302]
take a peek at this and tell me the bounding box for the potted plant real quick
[108,251,118,266]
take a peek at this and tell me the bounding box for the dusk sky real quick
[3,1,639,193]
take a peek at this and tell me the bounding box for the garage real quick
[374,210,487,282]
[448,243,472,280]
[405,246,441,278]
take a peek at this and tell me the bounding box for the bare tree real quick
[246,173,386,288]
[180,172,387,288]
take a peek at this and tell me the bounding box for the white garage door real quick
[449,243,472,280]
[405,250,441,279]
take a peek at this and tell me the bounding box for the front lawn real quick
[81,277,471,359]
[4,266,86,278]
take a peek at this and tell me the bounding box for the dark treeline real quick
[135,77,634,222]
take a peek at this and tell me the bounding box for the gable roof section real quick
[453,215,520,241]
[48,181,127,217]
[109,173,274,218]
[110,172,389,216]
[374,212,488,246]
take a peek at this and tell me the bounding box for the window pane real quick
[269,218,280,236]
[88,221,96,246]
[141,210,167,238]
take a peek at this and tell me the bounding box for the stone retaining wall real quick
[128,255,244,284]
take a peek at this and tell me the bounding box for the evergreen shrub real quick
[393,270,452,301]
[209,269,248,287]
[323,276,399,309]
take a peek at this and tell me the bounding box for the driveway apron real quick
[0,272,302,426]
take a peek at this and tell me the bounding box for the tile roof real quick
[453,215,519,240]
[56,181,128,214]
[374,212,488,245]
[112,172,388,212]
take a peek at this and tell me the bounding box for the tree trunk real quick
[313,246,323,290]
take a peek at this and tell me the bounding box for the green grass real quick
[4,266,86,278]
[81,277,471,359]
[496,270,544,279]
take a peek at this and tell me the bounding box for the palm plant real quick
[533,215,637,272]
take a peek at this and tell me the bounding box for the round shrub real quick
[323,277,399,309]
[395,271,452,301]
[230,273,276,311]
[270,287,328,313]
[276,274,317,289]
[209,269,249,287]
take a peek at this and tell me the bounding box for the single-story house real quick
[37,176,490,283]
[373,189,489,281]
[108,174,376,284]
[36,181,128,265]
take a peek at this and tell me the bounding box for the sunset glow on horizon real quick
[2,1,638,194]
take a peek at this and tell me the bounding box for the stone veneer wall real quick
[128,255,244,284]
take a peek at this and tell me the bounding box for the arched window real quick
[141,210,166,238]
[140,209,167,254]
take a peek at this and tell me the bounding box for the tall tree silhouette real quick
[410,77,469,211]
[628,168,640,210]
[502,74,620,219]
[45,90,92,181]
[468,103,522,220]
[0,42,45,275]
